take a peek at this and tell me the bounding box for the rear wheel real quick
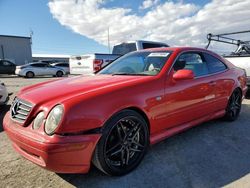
[26,71,34,78]
[92,110,149,176]
[224,89,242,121]
[56,71,63,77]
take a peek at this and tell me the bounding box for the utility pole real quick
[108,27,111,54]
[30,29,33,46]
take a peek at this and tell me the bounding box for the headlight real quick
[45,105,64,135]
[33,112,45,130]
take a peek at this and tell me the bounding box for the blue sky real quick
[2,0,246,55]
[0,0,108,55]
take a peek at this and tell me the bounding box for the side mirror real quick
[173,69,194,81]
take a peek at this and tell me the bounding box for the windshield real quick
[98,51,172,76]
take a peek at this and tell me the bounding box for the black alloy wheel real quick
[26,71,34,78]
[93,110,149,176]
[225,89,242,121]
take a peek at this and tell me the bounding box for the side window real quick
[173,52,209,77]
[32,63,46,67]
[2,61,11,66]
[203,53,227,74]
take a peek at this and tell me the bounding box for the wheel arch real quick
[231,86,243,98]
[107,106,151,134]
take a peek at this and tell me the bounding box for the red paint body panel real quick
[3,47,247,173]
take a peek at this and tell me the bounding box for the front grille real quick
[11,98,33,123]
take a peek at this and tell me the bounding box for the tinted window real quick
[174,52,209,77]
[57,63,69,67]
[2,61,12,66]
[203,53,227,73]
[31,63,46,67]
[142,43,168,49]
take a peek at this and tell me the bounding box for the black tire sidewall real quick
[225,89,242,121]
[56,71,63,77]
[26,71,34,78]
[94,110,149,176]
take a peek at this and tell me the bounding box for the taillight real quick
[93,59,103,72]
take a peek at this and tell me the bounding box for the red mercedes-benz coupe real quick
[3,47,247,176]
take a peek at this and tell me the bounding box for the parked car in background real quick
[0,60,16,75]
[15,62,66,78]
[3,47,247,176]
[0,81,9,105]
[70,40,169,75]
[51,62,69,74]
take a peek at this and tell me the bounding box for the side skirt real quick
[150,110,225,145]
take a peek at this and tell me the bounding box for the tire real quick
[224,89,242,121]
[56,71,63,77]
[26,71,34,78]
[92,110,149,176]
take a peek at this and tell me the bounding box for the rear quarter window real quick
[203,53,227,74]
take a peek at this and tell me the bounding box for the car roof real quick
[140,46,221,57]
[27,62,48,65]
[141,46,207,52]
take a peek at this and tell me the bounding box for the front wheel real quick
[92,110,149,176]
[224,89,242,121]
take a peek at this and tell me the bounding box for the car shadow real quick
[0,105,10,132]
[58,102,250,188]
[0,74,17,78]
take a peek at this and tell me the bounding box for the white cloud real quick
[139,0,160,10]
[48,0,250,52]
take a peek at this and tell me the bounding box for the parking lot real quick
[1,76,250,188]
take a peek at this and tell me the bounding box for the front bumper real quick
[15,69,26,76]
[3,112,101,173]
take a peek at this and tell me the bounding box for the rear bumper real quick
[3,112,101,173]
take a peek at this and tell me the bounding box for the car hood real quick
[18,75,148,105]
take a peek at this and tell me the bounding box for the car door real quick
[44,64,56,75]
[203,52,233,112]
[32,63,46,75]
[159,51,216,130]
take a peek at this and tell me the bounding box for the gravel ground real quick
[1,75,250,188]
